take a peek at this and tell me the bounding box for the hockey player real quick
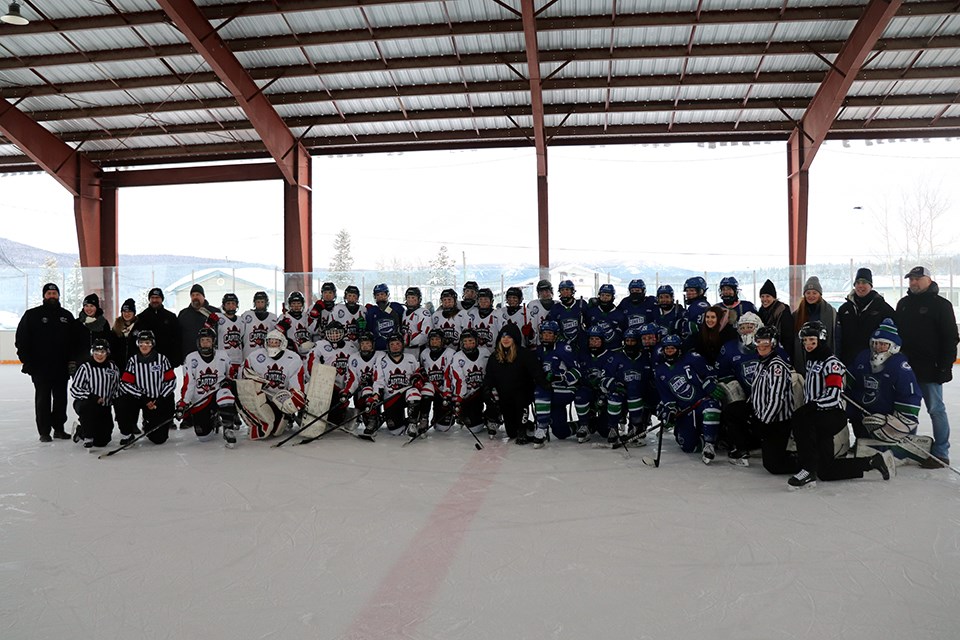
[420,329,456,429]
[846,319,922,456]
[178,327,238,447]
[788,321,893,489]
[116,330,177,446]
[344,332,383,435]
[460,281,479,311]
[277,291,316,357]
[717,276,757,327]
[727,326,801,474]
[547,279,588,353]
[401,287,432,353]
[574,325,628,445]
[585,284,626,350]
[652,334,722,464]
[70,338,121,448]
[653,285,684,336]
[432,288,467,348]
[365,283,405,351]
[616,279,658,331]
[237,329,306,440]
[305,321,358,426]
[682,276,711,339]
[526,280,556,347]
[445,329,494,435]
[467,288,498,349]
[495,287,533,347]
[217,293,245,378]
[715,312,773,450]
[241,291,277,359]
[370,333,431,439]
[635,323,665,420]
[616,327,652,440]
[332,285,365,343]
[307,282,338,335]
[533,320,581,445]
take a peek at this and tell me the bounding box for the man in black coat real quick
[896,266,959,466]
[177,284,221,367]
[136,287,182,367]
[15,283,77,442]
[836,267,895,366]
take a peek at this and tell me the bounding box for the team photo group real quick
[14,265,958,490]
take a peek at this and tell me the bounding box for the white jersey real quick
[277,311,316,356]
[466,307,498,349]
[344,351,382,396]
[494,305,532,347]
[402,305,432,351]
[373,352,423,401]
[180,349,232,405]
[240,310,278,358]
[331,303,365,342]
[445,349,490,401]
[243,347,305,394]
[432,309,470,348]
[526,299,554,346]
[308,300,336,335]
[216,313,246,366]
[420,346,455,396]
[306,339,358,390]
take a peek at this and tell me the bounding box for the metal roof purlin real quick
[155,0,307,185]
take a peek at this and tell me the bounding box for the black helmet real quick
[799,320,827,341]
[754,325,779,346]
[506,286,523,302]
[440,288,457,300]
[321,282,337,294]
[288,291,305,306]
[344,285,360,298]
[477,287,493,300]
[197,326,217,354]
[222,293,239,306]
[463,281,479,293]
[405,287,422,300]
[253,291,269,303]
[460,328,479,351]
[536,279,552,292]
[90,338,110,355]
[136,329,156,346]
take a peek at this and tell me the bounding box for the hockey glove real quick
[709,386,726,401]
[862,413,889,432]
[656,401,678,424]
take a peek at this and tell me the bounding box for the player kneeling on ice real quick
[444,329,496,436]
[726,327,802,474]
[615,327,653,444]
[344,332,383,438]
[652,334,723,464]
[419,329,456,431]
[237,329,306,440]
[115,330,177,445]
[788,321,893,489]
[574,325,629,446]
[177,327,238,447]
[484,324,546,444]
[70,338,121,448]
[305,321,358,429]
[846,319,925,464]
[532,320,581,446]
[370,333,432,438]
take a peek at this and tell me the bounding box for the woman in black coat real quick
[74,293,112,363]
[484,323,547,443]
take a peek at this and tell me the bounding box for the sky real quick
[1,138,959,274]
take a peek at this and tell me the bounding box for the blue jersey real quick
[719,300,757,327]
[537,341,582,388]
[847,350,922,425]
[683,297,711,339]
[547,298,588,351]
[579,348,629,392]
[365,301,405,350]
[616,296,659,332]
[653,304,685,337]
[584,302,626,350]
[653,350,718,409]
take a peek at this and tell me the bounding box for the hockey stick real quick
[842,393,960,477]
[272,399,349,448]
[98,398,203,459]
[641,399,704,468]
[291,403,365,446]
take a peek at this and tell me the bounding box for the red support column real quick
[99,184,119,317]
[283,152,313,298]
[521,0,550,279]
[787,130,808,304]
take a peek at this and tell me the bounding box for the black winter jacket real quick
[177,302,221,367]
[836,289,895,366]
[484,324,546,404]
[895,282,959,384]
[137,304,182,366]
[15,301,77,379]
[757,300,795,363]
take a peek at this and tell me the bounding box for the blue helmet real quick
[638,323,661,336]
[684,276,707,293]
[719,276,739,290]
[539,320,560,335]
[373,283,389,296]
[661,334,682,349]
[598,284,615,297]
[586,324,606,339]
[629,279,646,292]
[558,279,575,292]
[623,327,641,340]
[657,285,674,297]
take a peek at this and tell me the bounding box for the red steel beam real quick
[105,162,285,188]
[521,0,549,276]
[283,152,313,295]
[787,0,902,301]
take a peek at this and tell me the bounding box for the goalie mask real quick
[737,312,763,347]
[870,318,902,373]
[265,329,286,358]
[324,321,346,345]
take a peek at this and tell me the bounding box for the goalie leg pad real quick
[237,379,280,439]
[720,380,745,405]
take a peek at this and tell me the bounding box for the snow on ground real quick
[0,364,958,640]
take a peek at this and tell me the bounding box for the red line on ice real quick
[339,445,505,639]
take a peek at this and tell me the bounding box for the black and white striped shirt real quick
[71,360,121,404]
[120,352,176,399]
[804,353,845,410]
[750,354,793,424]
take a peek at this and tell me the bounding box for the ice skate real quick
[788,469,817,490]
[728,448,750,467]
[576,423,590,444]
[532,426,547,449]
[223,428,237,449]
[870,451,896,480]
[701,442,716,465]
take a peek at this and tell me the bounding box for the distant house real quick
[167,268,282,312]
[508,264,626,300]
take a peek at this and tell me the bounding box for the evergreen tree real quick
[428,245,456,302]
[63,260,84,315]
[37,257,61,306]
[328,229,354,290]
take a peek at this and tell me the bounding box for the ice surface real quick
[0,365,958,640]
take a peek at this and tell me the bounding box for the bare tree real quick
[871,180,954,280]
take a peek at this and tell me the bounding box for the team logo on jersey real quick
[668,375,695,401]
[741,360,761,385]
[249,324,268,347]
[256,353,266,363]
[377,317,396,336]
[333,353,350,377]
[623,369,642,383]
[222,325,242,349]
[466,366,484,389]
[864,377,880,390]
[387,368,408,389]
[196,367,220,393]
[150,364,163,373]
[475,324,492,346]
[294,326,311,344]
[560,318,579,336]
[901,361,912,371]
[264,363,287,388]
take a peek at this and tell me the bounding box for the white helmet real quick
[265,329,286,358]
[737,312,763,346]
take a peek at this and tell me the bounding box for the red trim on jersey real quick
[825,373,843,388]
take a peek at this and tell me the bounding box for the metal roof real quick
[1,0,959,171]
